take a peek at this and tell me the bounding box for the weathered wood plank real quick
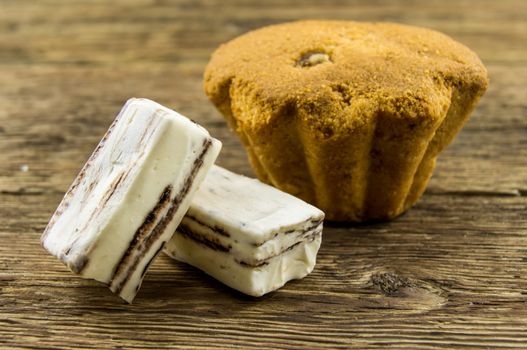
[1,64,526,195]
[1,193,526,349]
[0,0,526,65]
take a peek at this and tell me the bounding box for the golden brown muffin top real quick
[204,20,488,138]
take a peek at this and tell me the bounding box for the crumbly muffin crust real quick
[205,20,488,221]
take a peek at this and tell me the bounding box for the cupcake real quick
[204,20,488,221]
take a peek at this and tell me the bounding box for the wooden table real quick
[1,1,526,349]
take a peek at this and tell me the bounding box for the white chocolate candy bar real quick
[41,98,221,302]
[164,166,324,297]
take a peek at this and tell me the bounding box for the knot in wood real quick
[371,272,411,295]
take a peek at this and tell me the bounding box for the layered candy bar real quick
[164,166,324,297]
[41,98,221,302]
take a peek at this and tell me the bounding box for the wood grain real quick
[1,0,526,349]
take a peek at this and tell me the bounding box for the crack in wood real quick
[425,189,525,197]
[3,188,525,198]
[0,189,65,196]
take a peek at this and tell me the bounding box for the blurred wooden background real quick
[1,0,526,349]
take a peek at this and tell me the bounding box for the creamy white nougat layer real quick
[42,98,221,302]
[165,231,322,297]
[179,215,321,266]
[164,166,324,296]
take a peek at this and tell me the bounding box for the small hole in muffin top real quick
[297,51,332,67]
